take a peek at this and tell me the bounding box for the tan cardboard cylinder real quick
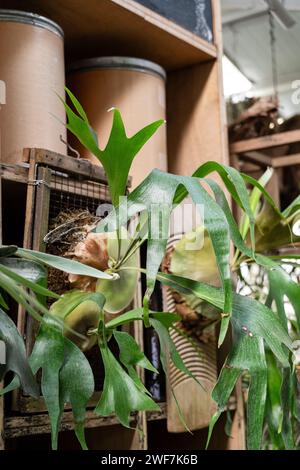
[68,57,167,189]
[0,10,66,163]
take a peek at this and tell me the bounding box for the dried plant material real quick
[44,211,99,244]
[68,233,109,271]
[45,209,101,295]
[237,96,278,123]
[229,96,279,142]
[67,232,110,291]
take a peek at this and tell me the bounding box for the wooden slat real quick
[24,166,52,358]
[33,149,109,185]
[16,392,102,414]
[4,403,167,439]
[0,163,28,184]
[167,61,229,177]
[269,153,300,168]
[240,151,273,168]
[240,151,300,169]
[2,0,217,70]
[230,130,300,154]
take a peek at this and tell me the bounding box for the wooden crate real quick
[0,149,163,449]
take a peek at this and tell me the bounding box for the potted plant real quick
[0,88,299,450]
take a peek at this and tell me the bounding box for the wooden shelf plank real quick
[4,397,238,440]
[4,403,167,439]
[2,0,217,70]
[230,130,300,154]
[241,151,300,169]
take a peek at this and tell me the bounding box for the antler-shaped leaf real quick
[29,315,95,450]
[64,88,165,205]
[95,342,160,426]
[28,290,105,450]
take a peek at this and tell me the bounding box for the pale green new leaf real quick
[254,197,300,253]
[50,290,105,320]
[174,161,256,254]
[96,228,139,313]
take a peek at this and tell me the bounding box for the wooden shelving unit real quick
[0,0,244,450]
[3,0,217,69]
[4,0,229,176]
[230,129,300,206]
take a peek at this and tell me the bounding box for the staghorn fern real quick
[0,90,299,450]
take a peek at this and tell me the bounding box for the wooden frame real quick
[230,130,300,207]
[0,149,159,449]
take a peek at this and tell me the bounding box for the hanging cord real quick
[268,9,279,103]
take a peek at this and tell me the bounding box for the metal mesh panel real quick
[49,169,110,220]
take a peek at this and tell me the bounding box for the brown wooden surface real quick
[33,148,109,185]
[230,129,300,154]
[0,0,241,449]
[4,403,167,440]
[167,61,229,177]
[167,0,229,179]
[2,0,217,70]
[241,151,300,169]
[0,163,28,184]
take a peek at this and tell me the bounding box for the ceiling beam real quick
[222,7,268,26]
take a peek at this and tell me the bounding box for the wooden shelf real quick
[4,403,167,440]
[4,397,238,440]
[230,129,300,154]
[2,0,217,70]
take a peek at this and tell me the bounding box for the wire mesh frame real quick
[48,168,111,221]
[13,156,132,413]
